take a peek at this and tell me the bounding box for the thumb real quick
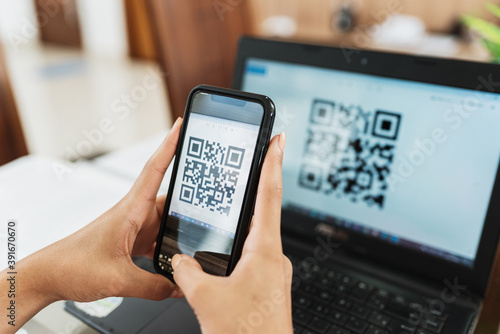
[172,254,212,298]
[121,265,181,300]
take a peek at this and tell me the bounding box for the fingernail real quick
[172,254,183,268]
[174,117,182,127]
[170,286,184,299]
[278,131,286,151]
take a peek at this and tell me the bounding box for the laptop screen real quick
[241,58,500,268]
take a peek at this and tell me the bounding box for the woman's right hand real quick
[172,132,293,334]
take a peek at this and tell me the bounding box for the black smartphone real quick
[154,85,275,281]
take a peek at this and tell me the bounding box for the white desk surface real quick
[0,132,171,334]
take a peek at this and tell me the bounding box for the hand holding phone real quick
[154,85,275,280]
[171,133,294,334]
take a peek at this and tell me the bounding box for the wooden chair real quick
[146,0,253,120]
[34,0,82,48]
[0,43,27,166]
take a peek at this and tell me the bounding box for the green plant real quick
[462,3,500,63]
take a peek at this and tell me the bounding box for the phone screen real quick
[158,91,265,276]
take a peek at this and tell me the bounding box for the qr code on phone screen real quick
[299,99,402,208]
[179,136,245,216]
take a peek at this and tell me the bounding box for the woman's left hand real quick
[22,118,184,305]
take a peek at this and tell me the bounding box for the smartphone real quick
[154,85,275,281]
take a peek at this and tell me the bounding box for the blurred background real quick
[1,1,500,333]
[1,0,499,165]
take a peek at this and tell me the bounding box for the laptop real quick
[66,37,500,334]
[232,37,500,334]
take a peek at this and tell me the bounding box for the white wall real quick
[0,0,38,48]
[0,0,128,57]
[76,0,129,58]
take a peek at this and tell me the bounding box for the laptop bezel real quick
[233,36,500,297]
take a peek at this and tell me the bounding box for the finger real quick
[131,118,182,201]
[156,194,167,217]
[248,216,255,232]
[171,254,212,299]
[131,194,168,256]
[283,255,293,324]
[121,266,182,300]
[138,194,166,258]
[243,133,286,255]
[143,243,156,259]
[283,255,293,283]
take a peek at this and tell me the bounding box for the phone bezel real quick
[153,84,275,281]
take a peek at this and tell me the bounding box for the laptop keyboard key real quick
[416,330,434,334]
[327,325,351,334]
[319,276,334,288]
[358,281,374,290]
[368,310,390,327]
[309,316,331,334]
[393,295,408,306]
[345,315,368,333]
[429,308,445,318]
[294,308,312,326]
[375,289,391,298]
[323,268,342,280]
[351,288,370,302]
[333,296,352,310]
[318,290,335,303]
[387,319,416,334]
[365,325,389,334]
[341,275,357,286]
[301,272,316,282]
[302,330,318,334]
[367,295,388,310]
[334,284,350,294]
[409,302,424,311]
[329,310,348,325]
[350,303,371,319]
[385,302,424,323]
[312,302,331,317]
[303,284,317,294]
[421,316,444,333]
[294,293,313,308]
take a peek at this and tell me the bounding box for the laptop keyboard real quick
[289,255,448,334]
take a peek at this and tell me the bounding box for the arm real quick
[1,254,56,332]
[1,118,184,333]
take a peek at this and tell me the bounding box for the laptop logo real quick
[315,223,349,242]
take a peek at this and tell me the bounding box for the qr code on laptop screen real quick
[298,99,402,209]
[179,136,245,216]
